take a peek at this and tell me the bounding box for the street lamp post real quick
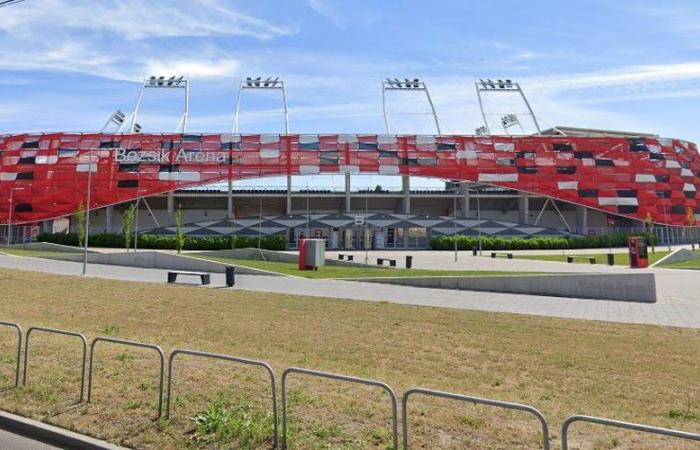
[82,151,95,275]
[453,184,458,262]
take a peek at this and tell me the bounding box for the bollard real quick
[607,253,615,266]
[225,266,236,287]
[405,255,413,269]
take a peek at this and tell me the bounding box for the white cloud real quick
[305,0,381,29]
[0,0,296,40]
[0,0,293,81]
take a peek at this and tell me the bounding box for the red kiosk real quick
[627,236,649,268]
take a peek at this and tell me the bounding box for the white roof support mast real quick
[475,78,540,135]
[122,76,190,134]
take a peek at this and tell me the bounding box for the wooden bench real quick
[490,252,513,259]
[167,270,211,285]
[338,254,354,261]
[377,258,397,267]
[566,255,596,264]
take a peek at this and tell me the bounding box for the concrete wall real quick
[197,248,362,267]
[46,251,280,276]
[356,273,657,303]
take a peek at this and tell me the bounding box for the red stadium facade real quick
[0,132,698,226]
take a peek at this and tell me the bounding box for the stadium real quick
[2,76,700,249]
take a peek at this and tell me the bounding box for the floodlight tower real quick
[381,78,442,219]
[381,78,441,135]
[122,76,189,133]
[230,77,289,218]
[475,78,540,135]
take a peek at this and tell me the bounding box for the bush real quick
[38,233,288,251]
[429,232,657,251]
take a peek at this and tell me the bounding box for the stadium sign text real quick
[115,149,227,164]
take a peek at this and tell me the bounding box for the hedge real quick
[429,232,657,251]
[37,233,287,251]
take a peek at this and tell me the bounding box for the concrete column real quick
[167,192,175,220]
[344,173,351,213]
[286,175,293,215]
[459,183,470,218]
[576,206,588,235]
[402,175,410,214]
[518,193,530,224]
[105,205,114,233]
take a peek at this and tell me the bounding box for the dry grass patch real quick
[0,268,698,448]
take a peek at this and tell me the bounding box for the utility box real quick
[299,239,325,271]
[628,236,649,268]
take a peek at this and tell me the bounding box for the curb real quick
[0,410,124,450]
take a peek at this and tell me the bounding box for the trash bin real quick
[225,266,236,287]
[472,246,478,256]
[607,253,615,266]
[405,255,413,269]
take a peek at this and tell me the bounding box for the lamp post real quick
[82,150,96,275]
[453,183,458,262]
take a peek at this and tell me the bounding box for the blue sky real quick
[2,0,700,189]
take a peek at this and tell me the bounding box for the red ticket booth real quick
[628,236,649,268]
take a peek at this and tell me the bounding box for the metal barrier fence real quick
[402,388,550,450]
[281,367,399,450]
[87,337,165,418]
[561,415,700,449]
[23,326,87,403]
[2,321,700,449]
[166,348,279,448]
[0,322,21,387]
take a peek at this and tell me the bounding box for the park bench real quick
[167,270,211,285]
[377,258,397,267]
[566,255,596,264]
[490,252,513,259]
[338,253,354,261]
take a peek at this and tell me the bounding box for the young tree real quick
[122,203,136,251]
[230,218,238,250]
[74,202,86,247]
[175,204,185,254]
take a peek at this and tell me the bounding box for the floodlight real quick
[475,126,489,136]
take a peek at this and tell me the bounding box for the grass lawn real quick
[515,249,671,266]
[0,269,698,449]
[0,247,81,258]
[190,254,534,279]
[659,258,700,270]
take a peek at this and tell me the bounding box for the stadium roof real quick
[540,126,658,138]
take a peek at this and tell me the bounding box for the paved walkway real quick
[1,254,699,329]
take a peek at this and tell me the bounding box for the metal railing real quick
[88,337,165,418]
[166,349,279,448]
[23,326,87,403]
[0,322,21,386]
[561,415,700,449]
[281,367,398,449]
[2,321,699,449]
[402,388,550,450]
